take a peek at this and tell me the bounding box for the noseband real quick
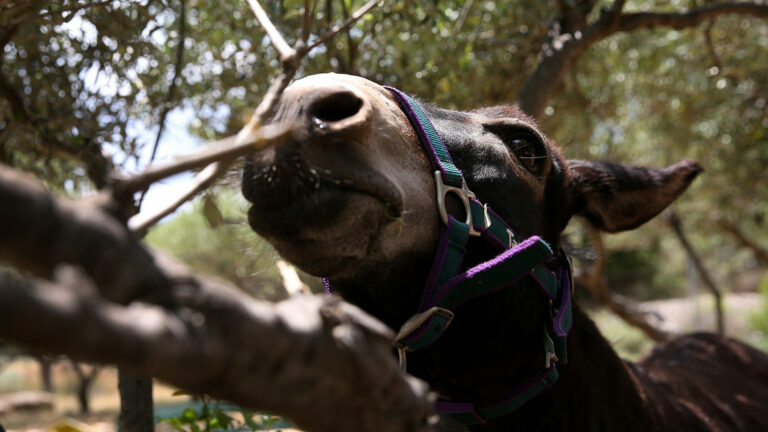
[324,87,574,425]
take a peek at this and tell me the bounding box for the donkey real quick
[242,73,768,431]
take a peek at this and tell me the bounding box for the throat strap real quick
[435,365,560,425]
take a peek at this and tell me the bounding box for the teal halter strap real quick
[384,86,573,425]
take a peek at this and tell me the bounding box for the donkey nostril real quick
[309,91,363,123]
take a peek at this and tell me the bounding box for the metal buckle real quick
[392,306,455,350]
[543,328,559,369]
[506,228,518,249]
[434,171,489,237]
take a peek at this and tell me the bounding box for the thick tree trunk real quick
[37,355,53,392]
[118,371,155,432]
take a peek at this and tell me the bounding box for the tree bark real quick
[37,355,53,392]
[70,361,101,415]
[0,163,434,432]
[118,371,155,432]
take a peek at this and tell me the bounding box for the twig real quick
[113,122,294,202]
[301,0,317,43]
[137,0,187,209]
[665,211,725,335]
[453,0,474,34]
[716,218,768,266]
[246,0,297,60]
[305,0,380,52]
[577,225,672,343]
[703,19,722,69]
[128,160,226,235]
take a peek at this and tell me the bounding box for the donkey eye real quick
[510,137,539,170]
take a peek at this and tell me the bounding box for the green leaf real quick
[202,193,224,229]
[181,407,199,423]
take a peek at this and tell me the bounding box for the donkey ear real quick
[566,159,703,233]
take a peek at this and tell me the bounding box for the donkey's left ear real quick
[565,159,703,233]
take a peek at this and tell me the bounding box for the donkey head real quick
[241,73,701,404]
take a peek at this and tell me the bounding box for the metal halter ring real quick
[434,171,490,236]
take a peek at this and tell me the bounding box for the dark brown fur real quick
[242,74,768,431]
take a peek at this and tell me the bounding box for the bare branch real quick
[122,12,301,231]
[665,212,725,335]
[716,218,768,266]
[703,20,723,70]
[112,122,294,202]
[127,159,228,235]
[575,226,672,343]
[306,0,380,52]
[117,118,294,233]
[617,2,768,32]
[246,0,297,60]
[453,0,474,34]
[301,0,316,43]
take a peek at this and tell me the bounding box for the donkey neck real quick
[471,306,657,431]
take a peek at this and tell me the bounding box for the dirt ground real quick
[0,366,187,432]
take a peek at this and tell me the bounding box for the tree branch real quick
[617,2,768,32]
[0,163,435,432]
[576,226,672,343]
[305,0,380,52]
[716,218,768,266]
[665,211,725,335]
[112,123,293,202]
[452,0,474,34]
[246,0,297,60]
[703,20,723,70]
[517,1,768,118]
[0,163,169,303]
[127,159,227,235]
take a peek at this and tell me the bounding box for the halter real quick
[324,87,574,425]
